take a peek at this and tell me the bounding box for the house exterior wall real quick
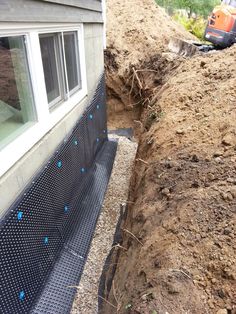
[40,0,102,11]
[0,0,103,23]
[0,23,105,218]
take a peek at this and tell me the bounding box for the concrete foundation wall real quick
[0,23,104,218]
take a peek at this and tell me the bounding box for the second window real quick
[39,31,81,108]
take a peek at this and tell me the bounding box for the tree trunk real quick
[188,6,193,18]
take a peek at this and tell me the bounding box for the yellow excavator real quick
[205,0,236,47]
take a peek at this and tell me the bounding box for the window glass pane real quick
[0,36,35,148]
[39,34,62,105]
[39,31,82,108]
[63,32,81,93]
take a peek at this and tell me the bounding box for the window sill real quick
[0,121,36,151]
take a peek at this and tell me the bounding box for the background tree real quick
[155,0,221,40]
[156,0,221,18]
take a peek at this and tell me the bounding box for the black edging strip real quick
[108,128,134,139]
[98,204,127,313]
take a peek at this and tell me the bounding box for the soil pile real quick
[105,0,195,129]
[102,1,236,313]
[106,0,192,71]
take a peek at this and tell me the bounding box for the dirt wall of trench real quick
[101,1,236,313]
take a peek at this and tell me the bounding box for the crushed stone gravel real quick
[71,135,138,314]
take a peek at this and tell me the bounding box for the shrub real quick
[173,13,207,40]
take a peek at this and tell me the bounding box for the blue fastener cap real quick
[64,205,69,213]
[74,140,78,146]
[89,114,93,120]
[17,211,23,221]
[44,237,49,245]
[96,104,100,109]
[19,291,25,301]
[57,160,62,168]
[81,168,85,173]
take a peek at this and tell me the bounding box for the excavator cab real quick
[205,0,236,47]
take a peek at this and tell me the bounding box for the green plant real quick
[173,13,207,40]
[155,0,221,18]
[125,303,132,310]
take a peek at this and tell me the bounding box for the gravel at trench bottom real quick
[71,135,138,314]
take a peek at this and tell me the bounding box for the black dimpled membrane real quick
[0,75,117,314]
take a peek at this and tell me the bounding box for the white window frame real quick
[0,23,87,177]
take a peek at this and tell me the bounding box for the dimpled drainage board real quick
[0,75,117,314]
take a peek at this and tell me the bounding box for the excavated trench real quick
[106,50,184,132]
[100,1,235,311]
[70,52,181,314]
[98,53,183,313]
[70,42,236,313]
[99,48,236,314]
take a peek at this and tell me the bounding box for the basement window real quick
[39,31,82,108]
[0,36,35,148]
[0,24,87,177]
